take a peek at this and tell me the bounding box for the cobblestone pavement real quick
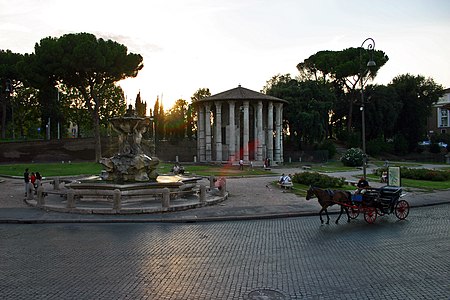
[1,204,449,300]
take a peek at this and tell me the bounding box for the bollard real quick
[175,155,179,163]
[162,188,170,208]
[67,190,75,209]
[209,175,215,189]
[54,177,60,191]
[37,186,45,206]
[199,184,206,203]
[113,189,121,210]
[220,178,227,197]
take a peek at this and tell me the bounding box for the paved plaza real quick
[1,205,449,299]
[0,166,450,299]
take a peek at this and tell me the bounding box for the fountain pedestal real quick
[100,105,158,182]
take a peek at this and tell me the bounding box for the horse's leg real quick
[345,206,351,223]
[323,207,330,224]
[319,208,325,224]
[335,205,343,224]
[335,205,350,224]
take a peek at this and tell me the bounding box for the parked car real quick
[418,140,431,146]
[418,140,448,148]
[438,142,448,148]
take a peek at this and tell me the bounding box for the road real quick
[1,204,449,299]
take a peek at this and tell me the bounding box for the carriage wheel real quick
[364,207,377,224]
[348,207,359,219]
[395,200,410,220]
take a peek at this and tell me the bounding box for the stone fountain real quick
[32,105,226,215]
[100,105,159,183]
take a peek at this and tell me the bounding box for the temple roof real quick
[197,85,287,104]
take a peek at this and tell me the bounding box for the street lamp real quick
[5,79,15,140]
[359,38,376,178]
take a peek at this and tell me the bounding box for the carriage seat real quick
[379,186,403,203]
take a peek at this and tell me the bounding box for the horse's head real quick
[306,186,315,200]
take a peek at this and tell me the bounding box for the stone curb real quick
[2,200,449,224]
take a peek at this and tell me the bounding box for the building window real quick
[439,108,449,127]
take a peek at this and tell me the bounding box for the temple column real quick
[198,104,205,162]
[215,102,222,162]
[205,103,212,161]
[243,100,250,162]
[274,103,283,163]
[257,100,263,161]
[228,101,236,162]
[267,101,274,163]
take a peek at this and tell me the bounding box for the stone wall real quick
[0,138,198,163]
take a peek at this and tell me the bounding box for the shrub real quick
[340,148,364,167]
[429,143,441,154]
[392,134,408,155]
[366,137,393,156]
[374,167,450,181]
[346,132,360,149]
[293,171,346,188]
[317,140,337,159]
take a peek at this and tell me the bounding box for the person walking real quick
[23,168,30,197]
[30,172,36,190]
[35,172,43,191]
[239,159,244,170]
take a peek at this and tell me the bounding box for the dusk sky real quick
[1,0,449,109]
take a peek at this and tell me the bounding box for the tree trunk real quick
[1,99,6,139]
[92,109,102,162]
[347,99,353,133]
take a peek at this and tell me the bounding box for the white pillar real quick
[257,100,263,161]
[198,104,206,162]
[274,103,283,163]
[205,103,212,161]
[280,104,284,163]
[267,101,274,163]
[215,102,222,162]
[228,101,236,162]
[243,100,250,162]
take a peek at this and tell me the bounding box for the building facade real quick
[194,85,287,164]
[427,87,450,136]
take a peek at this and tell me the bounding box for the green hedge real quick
[293,171,346,188]
[375,167,450,182]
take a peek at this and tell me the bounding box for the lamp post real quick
[359,38,376,178]
[4,79,15,140]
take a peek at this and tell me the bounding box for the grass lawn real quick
[1,161,448,192]
[282,160,359,173]
[0,162,103,177]
[0,161,276,178]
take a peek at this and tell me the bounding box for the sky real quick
[1,0,450,110]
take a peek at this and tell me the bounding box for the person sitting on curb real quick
[380,171,388,183]
[279,173,286,185]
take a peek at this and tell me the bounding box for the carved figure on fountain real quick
[100,105,159,182]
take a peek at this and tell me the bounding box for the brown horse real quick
[306,186,352,224]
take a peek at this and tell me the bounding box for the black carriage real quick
[348,186,409,224]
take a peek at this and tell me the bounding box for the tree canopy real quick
[25,32,143,160]
[389,74,444,151]
[1,49,23,139]
[264,74,335,146]
[297,47,389,131]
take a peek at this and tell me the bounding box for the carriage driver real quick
[356,176,370,194]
